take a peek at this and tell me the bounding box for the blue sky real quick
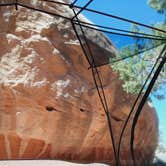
[75,0,166,146]
[77,0,165,30]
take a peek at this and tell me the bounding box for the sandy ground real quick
[0,160,109,166]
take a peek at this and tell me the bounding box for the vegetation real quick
[148,0,166,17]
[110,0,166,99]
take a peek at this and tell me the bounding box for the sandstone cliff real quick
[0,1,158,165]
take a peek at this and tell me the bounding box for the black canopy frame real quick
[0,1,166,166]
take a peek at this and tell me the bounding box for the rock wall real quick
[0,1,158,165]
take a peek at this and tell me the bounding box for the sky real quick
[77,0,165,29]
[75,0,166,146]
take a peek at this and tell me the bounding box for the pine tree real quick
[111,1,166,99]
[148,0,166,16]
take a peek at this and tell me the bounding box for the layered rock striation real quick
[0,1,158,165]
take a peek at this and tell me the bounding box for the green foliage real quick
[148,0,166,16]
[110,0,166,99]
[111,24,166,99]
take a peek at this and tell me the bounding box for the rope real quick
[130,46,166,166]
[0,1,166,165]
[70,0,79,8]
[73,20,166,39]
[71,7,119,166]
[117,44,166,166]
[73,5,166,34]
[17,2,71,20]
[71,22,92,66]
[71,0,93,20]
[73,22,166,40]
[15,0,18,10]
[0,3,15,6]
[109,43,165,63]
[1,0,166,34]
[88,42,165,68]
[16,0,166,34]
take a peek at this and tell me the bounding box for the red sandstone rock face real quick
[0,1,158,165]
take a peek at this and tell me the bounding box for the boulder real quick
[0,1,158,165]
